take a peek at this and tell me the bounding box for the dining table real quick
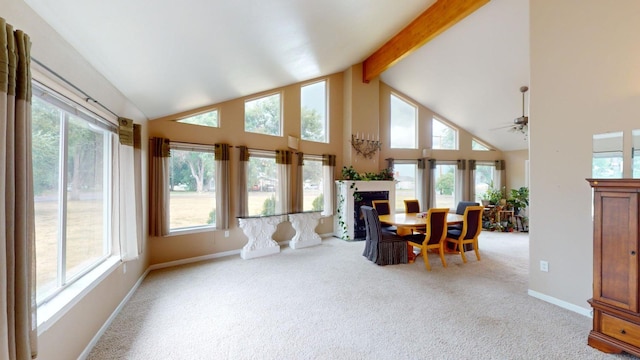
[377,212,465,262]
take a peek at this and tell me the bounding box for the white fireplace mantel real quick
[334,180,396,240]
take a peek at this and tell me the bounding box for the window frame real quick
[302,154,324,212]
[32,80,116,307]
[389,93,418,149]
[300,80,329,143]
[244,92,283,137]
[168,142,217,234]
[176,108,219,128]
[246,150,279,216]
[432,117,458,150]
[393,160,418,213]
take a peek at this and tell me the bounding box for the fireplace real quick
[353,191,389,240]
[334,180,396,240]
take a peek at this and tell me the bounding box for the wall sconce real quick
[351,133,381,159]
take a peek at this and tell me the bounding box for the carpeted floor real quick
[87,231,635,359]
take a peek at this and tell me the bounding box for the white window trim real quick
[432,117,459,150]
[244,92,283,137]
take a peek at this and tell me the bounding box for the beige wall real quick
[148,74,344,264]
[3,1,149,359]
[529,0,640,311]
[504,149,529,191]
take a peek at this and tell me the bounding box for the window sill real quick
[37,256,120,335]
[168,225,215,237]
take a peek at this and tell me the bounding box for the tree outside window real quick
[432,118,457,150]
[301,81,327,143]
[245,93,281,136]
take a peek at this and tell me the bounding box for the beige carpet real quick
[87,231,634,359]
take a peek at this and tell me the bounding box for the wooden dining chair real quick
[405,208,449,271]
[445,205,484,263]
[403,199,420,213]
[371,200,396,231]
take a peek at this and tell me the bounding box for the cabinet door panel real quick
[594,191,639,312]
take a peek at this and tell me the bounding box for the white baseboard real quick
[528,289,593,318]
[77,268,150,360]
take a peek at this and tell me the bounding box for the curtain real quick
[427,159,436,208]
[294,153,304,212]
[149,137,170,236]
[386,158,394,172]
[133,124,143,253]
[276,150,292,214]
[1,18,38,359]
[455,159,467,203]
[321,154,335,216]
[468,160,477,203]
[494,160,506,194]
[214,143,230,229]
[416,158,428,210]
[236,146,249,217]
[117,118,139,261]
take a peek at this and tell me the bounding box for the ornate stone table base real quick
[238,216,282,259]
[288,212,322,249]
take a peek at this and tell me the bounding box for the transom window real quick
[245,93,282,136]
[301,81,328,143]
[432,118,458,150]
[176,109,219,128]
[32,83,114,304]
[169,144,216,231]
[390,94,417,149]
[472,139,490,151]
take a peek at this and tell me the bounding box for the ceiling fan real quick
[492,86,529,135]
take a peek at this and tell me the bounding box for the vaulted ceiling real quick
[23,0,529,151]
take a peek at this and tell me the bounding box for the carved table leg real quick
[288,212,322,249]
[238,216,282,259]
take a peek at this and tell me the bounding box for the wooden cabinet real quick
[587,179,640,357]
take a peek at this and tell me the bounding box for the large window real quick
[474,163,496,203]
[302,156,323,211]
[432,118,458,150]
[301,81,327,143]
[169,145,216,231]
[390,94,417,149]
[245,93,282,136]
[394,162,417,212]
[247,154,278,216]
[177,109,219,128]
[32,84,113,304]
[472,139,490,151]
[434,163,456,209]
[592,132,623,178]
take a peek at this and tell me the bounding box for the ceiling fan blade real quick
[490,124,516,131]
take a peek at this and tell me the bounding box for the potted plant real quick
[507,186,529,215]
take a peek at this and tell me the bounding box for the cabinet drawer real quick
[601,313,640,348]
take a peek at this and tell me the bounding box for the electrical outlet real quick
[224,230,229,238]
[122,263,127,274]
[540,260,549,272]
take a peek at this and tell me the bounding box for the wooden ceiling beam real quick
[362,0,490,83]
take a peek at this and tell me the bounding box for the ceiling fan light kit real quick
[510,85,529,135]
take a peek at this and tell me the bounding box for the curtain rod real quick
[31,57,120,119]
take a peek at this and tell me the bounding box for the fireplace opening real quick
[353,191,389,240]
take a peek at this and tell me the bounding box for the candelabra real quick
[351,133,381,159]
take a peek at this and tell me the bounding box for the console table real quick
[237,211,322,259]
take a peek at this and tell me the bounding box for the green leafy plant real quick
[507,186,529,213]
[482,182,505,205]
[340,165,395,181]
